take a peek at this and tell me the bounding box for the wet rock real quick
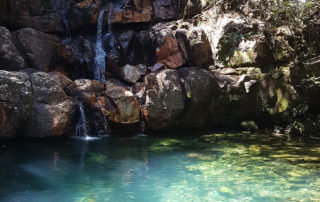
[0,71,32,138]
[63,36,95,79]
[30,72,68,105]
[119,64,146,84]
[23,100,77,138]
[98,80,140,124]
[13,28,66,71]
[0,27,25,71]
[178,67,218,128]
[142,69,185,130]
[119,30,135,56]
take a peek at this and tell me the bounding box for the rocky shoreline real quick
[1,0,319,138]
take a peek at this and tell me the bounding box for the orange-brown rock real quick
[112,0,152,23]
[98,80,140,124]
[156,37,184,69]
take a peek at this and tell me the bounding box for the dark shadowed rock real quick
[142,69,185,130]
[13,28,65,71]
[0,0,71,33]
[0,27,25,71]
[178,67,218,128]
[188,29,212,67]
[153,0,184,20]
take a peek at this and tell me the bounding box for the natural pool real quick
[1,132,320,202]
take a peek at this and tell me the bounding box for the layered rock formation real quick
[0,0,319,138]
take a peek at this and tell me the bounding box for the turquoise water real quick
[1,132,320,202]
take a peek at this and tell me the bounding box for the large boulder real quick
[98,80,140,124]
[178,67,219,128]
[141,69,185,130]
[30,72,68,104]
[67,79,105,106]
[22,72,77,138]
[13,28,67,71]
[23,100,77,138]
[0,71,32,138]
[0,27,25,71]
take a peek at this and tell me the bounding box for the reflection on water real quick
[0,132,320,201]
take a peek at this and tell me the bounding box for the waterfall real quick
[94,4,113,82]
[75,103,102,141]
[94,9,107,82]
[75,103,89,138]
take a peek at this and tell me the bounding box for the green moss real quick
[228,50,256,67]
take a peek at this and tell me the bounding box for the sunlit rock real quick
[24,100,77,137]
[0,71,32,138]
[119,64,146,84]
[98,80,140,124]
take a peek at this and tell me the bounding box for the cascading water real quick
[94,10,107,82]
[94,4,113,82]
[75,103,89,138]
[75,103,100,141]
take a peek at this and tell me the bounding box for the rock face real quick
[0,70,76,138]
[13,28,66,72]
[0,1,316,138]
[141,69,185,130]
[98,80,140,124]
[0,0,71,33]
[0,27,25,70]
[24,100,76,138]
[24,72,76,138]
[178,67,218,128]
[0,71,32,138]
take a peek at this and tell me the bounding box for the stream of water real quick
[0,132,320,201]
[94,9,107,82]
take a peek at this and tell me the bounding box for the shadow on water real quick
[0,131,320,201]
